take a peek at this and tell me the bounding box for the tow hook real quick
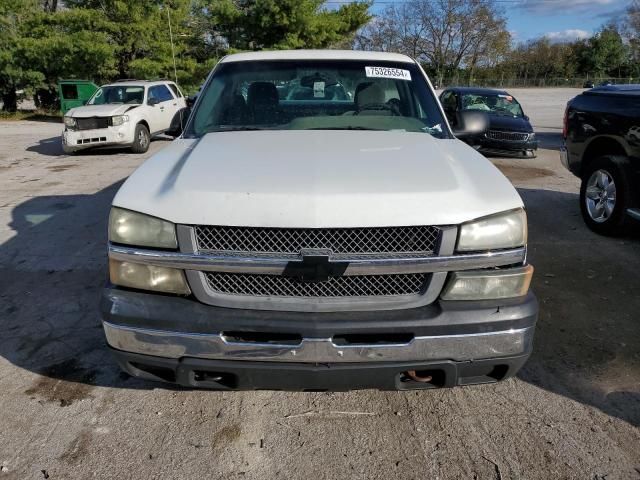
[405,370,433,383]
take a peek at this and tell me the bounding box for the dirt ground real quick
[0,88,638,480]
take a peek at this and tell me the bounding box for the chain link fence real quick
[435,77,637,89]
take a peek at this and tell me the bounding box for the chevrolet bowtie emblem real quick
[282,249,348,283]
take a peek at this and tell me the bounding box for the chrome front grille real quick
[194,225,441,256]
[486,130,529,142]
[182,224,455,312]
[204,272,428,298]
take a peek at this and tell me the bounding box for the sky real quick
[506,0,629,42]
[361,0,631,43]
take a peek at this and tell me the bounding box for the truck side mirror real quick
[165,107,192,138]
[452,111,489,138]
[148,97,160,106]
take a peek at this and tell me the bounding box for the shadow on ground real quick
[0,182,638,424]
[25,136,171,157]
[516,187,640,428]
[0,181,173,401]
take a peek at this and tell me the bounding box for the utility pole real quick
[167,7,179,85]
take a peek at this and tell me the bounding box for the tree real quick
[64,0,198,85]
[199,0,371,51]
[356,0,509,84]
[17,9,118,108]
[580,26,627,77]
[621,0,640,77]
[0,0,44,111]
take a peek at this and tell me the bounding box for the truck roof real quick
[443,87,510,96]
[220,49,415,64]
[586,84,640,96]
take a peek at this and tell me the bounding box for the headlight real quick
[109,207,177,249]
[64,117,77,129]
[528,132,536,140]
[111,115,129,126]
[441,265,533,301]
[109,259,190,294]
[457,209,527,251]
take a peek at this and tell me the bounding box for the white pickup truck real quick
[102,50,537,391]
[62,80,186,154]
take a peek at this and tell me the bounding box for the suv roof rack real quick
[113,78,174,84]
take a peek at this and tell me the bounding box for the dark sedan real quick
[439,87,538,158]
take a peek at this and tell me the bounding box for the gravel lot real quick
[0,88,638,480]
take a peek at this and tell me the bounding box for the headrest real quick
[355,82,385,108]
[247,82,278,109]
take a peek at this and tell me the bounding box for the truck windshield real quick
[88,85,145,105]
[461,93,524,117]
[187,60,449,138]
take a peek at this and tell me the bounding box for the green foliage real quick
[0,0,44,111]
[64,0,197,83]
[581,27,627,76]
[3,0,635,112]
[19,10,118,83]
[202,0,371,50]
[1,0,370,111]
[464,23,634,86]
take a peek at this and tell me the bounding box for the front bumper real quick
[62,125,134,152]
[101,287,538,390]
[111,351,531,390]
[473,137,538,158]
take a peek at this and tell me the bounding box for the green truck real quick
[57,79,98,115]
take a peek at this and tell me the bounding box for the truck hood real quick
[113,130,524,227]
[66,104,139,118]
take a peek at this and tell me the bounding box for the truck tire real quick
[580,155,633,235]
[131,123,150,154]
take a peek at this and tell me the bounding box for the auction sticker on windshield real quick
[365,66,412,81]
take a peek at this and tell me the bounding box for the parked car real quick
[561,84,640,235]
[62,80,187,154]
[102,50,537,391]
[582,80,595,89]
[439,87,538,158]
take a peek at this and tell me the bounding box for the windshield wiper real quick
[491,110,520,117]
[207,126,272,132]
[305,126,385,131]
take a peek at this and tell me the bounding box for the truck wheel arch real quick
[581,136,627,174]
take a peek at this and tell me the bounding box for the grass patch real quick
[0,110,61,123]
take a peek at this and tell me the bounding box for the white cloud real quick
[544,29,591,42]
[520,0,616,14]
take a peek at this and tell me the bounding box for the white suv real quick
[62,80,187,154]
[102,50,537,391]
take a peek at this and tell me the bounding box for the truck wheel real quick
[131,124,150,153]
[580,155,633,235]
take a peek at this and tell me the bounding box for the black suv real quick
[561,85,640,235]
